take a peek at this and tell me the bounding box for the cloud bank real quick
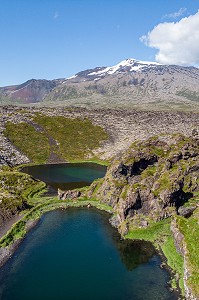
[140,11,199,66]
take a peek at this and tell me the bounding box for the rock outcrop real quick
[86,134,199,299]
[88,134,199,228]
[58,188,81,200]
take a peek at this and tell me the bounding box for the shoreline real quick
[0,160,186,298]
[0,215,23,239]
[0,198,183,299]
[0,199,113,267]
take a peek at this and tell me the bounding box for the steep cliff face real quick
[86,134,199,298]
[88,134,199,228]
[171,210,199,300]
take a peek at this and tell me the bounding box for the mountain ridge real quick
[1,58,199,111]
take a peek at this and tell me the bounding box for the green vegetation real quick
[126,218,184,293]
[0,170,46,221]
[0,130,198,299]
[152,171,172,197]
[176,89,199,102]
[0,193,113,248]
[177,209,199,297]
[4,115,108,163]
[34,115,108,160]
[4,122,50,163]
[162,235,184,292]
[141,165,157,178]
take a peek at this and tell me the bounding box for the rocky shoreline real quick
[0,219,39,268]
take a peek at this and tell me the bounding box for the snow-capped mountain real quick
[1,58,199,111]
[44,58,199,111]
[86,59,161,77]
[65,59,162,82]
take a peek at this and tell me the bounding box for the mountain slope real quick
[1,59,199,111]
[44,59,199,110]
[0,79,64,104]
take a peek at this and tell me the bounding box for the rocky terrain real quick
[44,59,199,111]
[84,133,199,300]
[87,134,199,230]
[0,105,199,167]
[1,59,199,111]
[0,105,199,299]
[58,132,199,300]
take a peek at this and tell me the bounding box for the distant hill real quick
[1,59,199,111]
[0,79,64,104]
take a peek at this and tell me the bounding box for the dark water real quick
[0,208,177,300]
[21,163,107,192]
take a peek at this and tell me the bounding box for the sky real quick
[0,0,199,86]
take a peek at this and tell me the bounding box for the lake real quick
[21,162,107,193]
[0,163,178,299]
[0,208,177,300]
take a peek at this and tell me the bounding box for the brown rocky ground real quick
[0,105,199,166]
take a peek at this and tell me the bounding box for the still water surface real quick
[0,163,178,299]
[0,208,177,300]
[21,163,107,192]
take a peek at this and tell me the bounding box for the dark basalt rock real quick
[58,188,81,200]
[178,206,197,218]
[88,134,199,228]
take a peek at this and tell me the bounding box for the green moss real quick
[177,210,199,297]
[34,115,108,161]
[120,185,129,199]
[126,218,184,294]
[141,165,157,178]
[126,218,171,242]
[0,220,26,247]
[3,116,109,164]
[4,122,50,163]
[153,171,172,196]
[162,235,184,293]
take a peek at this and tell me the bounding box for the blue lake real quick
[0,208,177,300]
[21,162,107,192]
[0,163,179,299]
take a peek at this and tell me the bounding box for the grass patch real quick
[0,220,26,247]
[34,115,108,161]
[141,165,157,179]
[177,209,199,297]
[4,122,50,163]
[162,235,184,292]
[0,171,46,213]
[126,218,184,294]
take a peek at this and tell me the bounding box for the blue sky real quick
[0,0,199,86]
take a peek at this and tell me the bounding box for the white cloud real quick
[162,7,187,19]
[140,11,199,66]
[53,12,59,20]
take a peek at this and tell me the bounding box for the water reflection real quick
[0,208,177,300]
[21,162,107,194]
[116,239,155,271]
